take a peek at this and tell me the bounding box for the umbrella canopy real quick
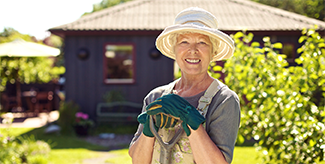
[0,39,60,57]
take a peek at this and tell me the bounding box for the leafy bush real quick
[57,101,79,135]
[102,90,125,103]
[0,120,51,164]
[210,27,325,163]
[0,135,51,164]
[295,26,325,108]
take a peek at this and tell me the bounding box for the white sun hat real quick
[156,7,234,62]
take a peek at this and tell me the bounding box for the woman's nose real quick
[188,43,198,53]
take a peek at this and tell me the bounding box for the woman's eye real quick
[199,41,207,45]
[180,41,188,44]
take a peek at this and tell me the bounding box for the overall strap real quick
[197,79,225,117]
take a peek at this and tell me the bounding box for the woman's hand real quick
[188,125,229,164]
[137,107,179,137]
[154,113,179,128]
[137,112,158,137]
[146,94,206,136]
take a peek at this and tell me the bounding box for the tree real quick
[0,28,65,110]
[209,27,325,163]
[0,28,37,43]
[43,34,64,67]
[251,0,325,21]
[82,0,133,16]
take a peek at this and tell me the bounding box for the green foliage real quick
[174,66,182,79]
[57,101,79,135]
[46,34,64,68]
[0,28,35,43]
[0,28,65,91]
[0,122,51,164]
[296,25,325,108]
[252,0,325,21]
[83,0,133,16]
[1,127,106,164]
[0,57,65,91]
[103,90,126,103]
[210,28,325,163]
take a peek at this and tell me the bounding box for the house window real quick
[104,44,135,84]
[282,43,295,63]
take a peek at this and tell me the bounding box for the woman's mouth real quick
[185,59,200,64]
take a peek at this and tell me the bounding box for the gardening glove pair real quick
[146,94,206,136]
[137,105,179,137]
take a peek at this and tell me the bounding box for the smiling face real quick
[174,32,213,77]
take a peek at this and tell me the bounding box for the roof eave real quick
[49,29,164,37]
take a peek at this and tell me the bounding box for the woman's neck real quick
[174,73,213,97]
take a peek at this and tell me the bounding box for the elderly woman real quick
[129,7,240,164]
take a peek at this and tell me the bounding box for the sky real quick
[0,0,103,40]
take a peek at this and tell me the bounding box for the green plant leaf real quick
[310,74,318,79]
[251,42,260,47]
[263,37,270,42]
[246,93,255,101]
[297,47,303,54]
[298,36,306,43]
[234,32,244,39]
[319,42,325,48]
[309,140,316,147]
[213,65,223,71]
[237,134,245,144]
[273,43,283,49]
[295,58,303,64]
[318,79,325,86]
[309,44,316,50]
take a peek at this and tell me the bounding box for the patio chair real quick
[34,91,54,113]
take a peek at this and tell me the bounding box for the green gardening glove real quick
[137,112,158,137]
[146,94,205,136]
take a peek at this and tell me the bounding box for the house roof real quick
[50,0,325,33]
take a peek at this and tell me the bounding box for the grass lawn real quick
[104,149,132,164]
[48,149,102,164]
[0,126,114,164]
[1,127,324,164]
[102,147,263,164]
[102,146,325,164]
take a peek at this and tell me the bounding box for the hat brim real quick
[156,24,234,62]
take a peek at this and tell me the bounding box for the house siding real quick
[63,34,174,117]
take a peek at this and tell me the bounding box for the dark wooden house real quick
[49,0,325,118]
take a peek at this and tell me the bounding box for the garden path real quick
[81,134,133,164]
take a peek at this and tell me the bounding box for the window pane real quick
[282,43,295,63]
[104,44,134,84]
[283,44,294,59]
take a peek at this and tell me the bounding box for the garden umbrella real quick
[0,39,60,57]
[0,39,60,111]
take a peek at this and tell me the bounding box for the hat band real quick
[181,20,211,28]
